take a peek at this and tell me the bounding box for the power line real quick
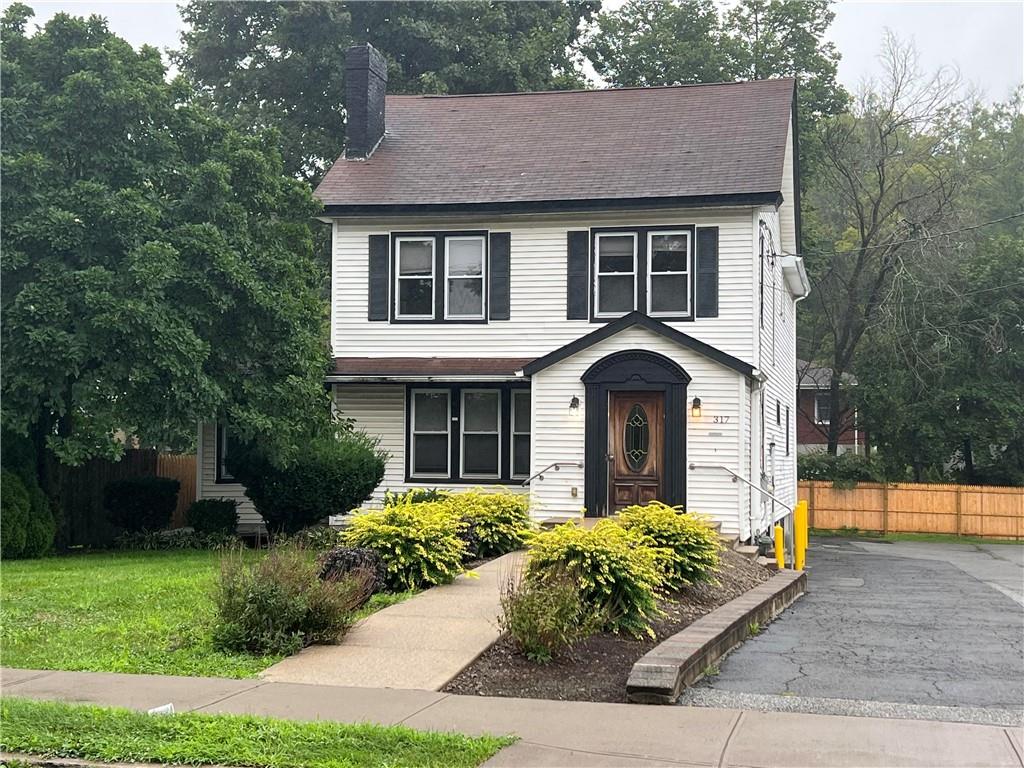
[781,211,1024,260]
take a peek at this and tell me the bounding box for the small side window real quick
[216,424,236,482]
[511,390,531,479]
[814,393,832,425]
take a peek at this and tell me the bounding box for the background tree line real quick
[2,0,1021,492]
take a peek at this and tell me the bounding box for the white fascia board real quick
[778,255,811,298]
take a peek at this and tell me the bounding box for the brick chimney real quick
[344,43,387,160]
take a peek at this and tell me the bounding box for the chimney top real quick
[344,43,387,160]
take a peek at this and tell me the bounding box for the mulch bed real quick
[443,550,771,703]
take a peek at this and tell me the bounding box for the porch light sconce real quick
[569,395,581,417]
[691,397,702,418]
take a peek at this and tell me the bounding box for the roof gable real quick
[317,79,795,214]
[522,312,756,379]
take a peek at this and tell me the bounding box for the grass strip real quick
[0,697,513,768]
[810,528,1023,545]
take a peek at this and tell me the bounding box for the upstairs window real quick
[594,233,637,317]
[395,238,435,319]
[814,392,832,425]
[445,236,486,319]
[647,232,690,316]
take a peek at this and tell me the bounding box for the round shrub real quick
[186,498,239,535]
[318,546,388,594]
[22,482,56,557]
[617,501,721,589]
[383,488,450,507]
[447,489,531,559]
[1,469,30,558]
[526,521,663,638]
[103,476,180,533]
[342,502,466,591]
[227,429,386,534]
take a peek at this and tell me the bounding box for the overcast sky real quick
[10,0,1024,103]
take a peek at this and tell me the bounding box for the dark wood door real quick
[608,391,664,512]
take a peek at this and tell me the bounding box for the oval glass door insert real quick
[624,404,649,471]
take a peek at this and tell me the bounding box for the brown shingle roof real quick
[332,357,531,377]
[316,79,795,213]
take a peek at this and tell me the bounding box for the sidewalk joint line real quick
[1,670,56,688]
[396,692,451,725]
[1004,728,1024,768]
[519,739,713,766]
[189,681,268,713]
[717,710,745,768]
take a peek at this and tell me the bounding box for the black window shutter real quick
[566,231,589,319]
[695,227,719,318]
[368,234,389,321]
[489,232,511,321]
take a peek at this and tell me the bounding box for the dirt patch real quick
[443,550,771,703]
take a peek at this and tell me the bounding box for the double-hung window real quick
[594,233,637,317]
[216,424,238,483]
[647,231,690,316]
[814,393,831,425]
[461,390,500,478]
[395,238,435,319]
[511,390,531,479]
[445,236,486,319]
[411,390,450,478]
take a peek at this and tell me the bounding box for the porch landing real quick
[259,552,522,690]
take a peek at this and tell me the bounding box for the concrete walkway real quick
[260,551,522,690]
[2,668,1022,767]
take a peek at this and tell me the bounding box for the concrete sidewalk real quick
[3,668,1022,767]
[259,551,521,689]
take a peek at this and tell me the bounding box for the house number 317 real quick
[713,415,731,424]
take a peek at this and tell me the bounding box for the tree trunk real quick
[826,377,843,455]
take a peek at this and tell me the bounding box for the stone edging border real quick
[626,569,807,704]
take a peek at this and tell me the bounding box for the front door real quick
[608,391,664,512]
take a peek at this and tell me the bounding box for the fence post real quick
[809,482,817,529]
[955,485,962,537]
[882,483,889,535]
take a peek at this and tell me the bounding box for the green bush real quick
[342,502,466,591]
[1,469,30,558]
[526,521,662,637]
[186,498,239,535]
[114,529,240,550]
[212,544,372,656]
[617,502,721,589]
[798,452,885,488]
[1,468,56,559]
[227,429,386,534]
[499,567,603,663]
[383,488,450,506]
[103,476,180,533]
[447,489,531,558]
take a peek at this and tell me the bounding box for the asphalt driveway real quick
[681,537,1024,725]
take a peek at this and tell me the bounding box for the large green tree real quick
[177,1,601,183]
[1,4,329,467]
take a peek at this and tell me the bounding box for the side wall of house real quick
[196,422,261,532]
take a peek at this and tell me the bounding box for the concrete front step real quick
[734,544,760,561]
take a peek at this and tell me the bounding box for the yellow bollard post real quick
[794,500,808,571]
[774,524,785,570]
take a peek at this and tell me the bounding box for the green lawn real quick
[810,528,1023,545]
[0,697,512,768]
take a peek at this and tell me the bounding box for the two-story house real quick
[196,43,809,542]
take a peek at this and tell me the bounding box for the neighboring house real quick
[795,359,862,455]
[197,44,810,541]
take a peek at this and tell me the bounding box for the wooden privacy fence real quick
[157,453,197,527]
[799,480,1024,540]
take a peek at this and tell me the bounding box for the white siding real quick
[779,120,797,256]
[332,208,757,363]
[196,422,261,532]
[530,325,748,535]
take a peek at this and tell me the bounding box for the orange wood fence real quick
[157,453,197,528]
[799,480,1024,539]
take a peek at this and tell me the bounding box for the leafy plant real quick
[1,469,30,558]
[798,452,885,488]
[499,567,603,663]
[525,521,662,638]
[318,546,388,595]
[617,502,721,589]
[103,477,180,533]
[227,429,386,534]
[212,544,372,656]
[342,502,466,591]
[383,488,450,507]
[114,530,239,551]
[447,489,531,558]
[186,499,239,535]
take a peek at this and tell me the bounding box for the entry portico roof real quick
[520,312,756,379]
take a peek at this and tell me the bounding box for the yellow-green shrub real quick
[525,521,662,637]
[446,489,531,558]
[341,502,466,591]
[617,502,721,589]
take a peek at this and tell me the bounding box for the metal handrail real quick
[521,461,584,487]
[687,462,794,515]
